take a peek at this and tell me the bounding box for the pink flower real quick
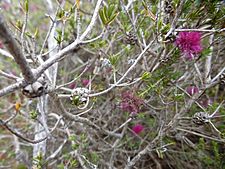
[106,67,112,73]
[0,41,3,49]
[120,91,143,114]
[1,2,11,11]
[30,4,39,11]
[132,124,144,135]
[81,79,90,87]
[186,86,199,96]
[200,99,213,108]
[175,32,202,60]
[68,82,76,89]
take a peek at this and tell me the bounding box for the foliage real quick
[0,0,224,168]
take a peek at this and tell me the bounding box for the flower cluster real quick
[132,124,144,135]
[175,32,202,60]
[120,91,143,114]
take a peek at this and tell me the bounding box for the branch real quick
[0,70,19,80]
[0,14,34,82]
[35,0,103,78]
[0,80,25,97]
[51,93,122,138]
[0,0,103,97]
[89,40,155,97]
[176,128,225,143]
[0,48,14,58]
[165,0,185,38]
[175,28,225,32]
[125,130,161,169]
[0,118,47,144]
[204,33,214,84]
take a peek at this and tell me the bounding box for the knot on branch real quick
[164,0,175,14]
[22,74,47,98]
[124,31,138,45]
[219,72,225,85]
[70,87,90,108]
[192,112,209,125]
[94,57,112,75]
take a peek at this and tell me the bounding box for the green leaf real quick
[33,28,39,38]
[24,0,29,13]
[16,20,23,30]
[71,95,81,106]
[107,12,119,25]
[30,110,38,119]
[141,72,151,81]
[71,143,79,150]
[69,135,77,141]
[173,93,184,101]
[54,34,62,44]
[57,10,65,19]
[71,159,78,167]
[200,48,212,58]
[99,4,119,26]
[25,31,32,38]
[141,0,148,10]
[107,4,115,18]
[17,164,28,169]
[161,23,171,34]
[157,19,163,30]
[99,9,107,25]
[109,54,120,66]
[156,149,164,159]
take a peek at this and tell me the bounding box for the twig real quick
[0,118,48,144]
[0,48,13,58]
[165,0,185,39]
[211,67,225,82]
[0,70,19,80]
[175,28,225,32]
[176,127,225,143]
[204,34,214,84]
[89,40,155,97]
[20,2,29,57]
[35,0,103,78]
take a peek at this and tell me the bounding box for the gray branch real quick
[0,14,34,82]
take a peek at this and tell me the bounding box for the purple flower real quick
[1,2,11,11]
[132,124,144,135]
[120,91,143,114]
[0,41,3,49]
[186,86,199,96]
[68,82,76,89]
[81,79,90,87]
[200,99,213,108]
[175,32,202,60]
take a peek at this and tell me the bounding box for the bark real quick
[32,0,59,168]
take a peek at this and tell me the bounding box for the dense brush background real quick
[0,0,224,168]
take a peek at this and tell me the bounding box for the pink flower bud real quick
[81,79,90,87]
[186,86,199,96]
[132,124,144,135]
[1,2,11,11]
[200,99,213,108]
[0,41,3,49]
[68,82,76,89]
